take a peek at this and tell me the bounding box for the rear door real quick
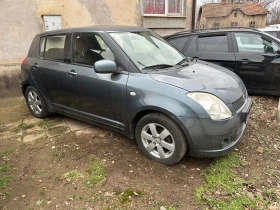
[191,33,237,72]
[232,31,280,95]
[30,34,71,107]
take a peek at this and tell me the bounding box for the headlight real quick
[187,92,232,120]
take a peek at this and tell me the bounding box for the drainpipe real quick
[191,0,197,29]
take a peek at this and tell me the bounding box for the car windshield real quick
[110,32,185,70]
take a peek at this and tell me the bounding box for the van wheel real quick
[25,86,49,119]
[135,113,187,165]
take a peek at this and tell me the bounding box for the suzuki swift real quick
[21,26,252,165]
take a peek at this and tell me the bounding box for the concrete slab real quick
[22,133,46,143]
[64,118,92,131]
[23,116,44,125]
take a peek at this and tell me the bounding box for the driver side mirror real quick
[277,47,280,54]
[94,60,119,74]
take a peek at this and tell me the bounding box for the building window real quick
[231,22,238,26]
[42,15,62,31]
[249,21,255,28]
[143,0,184,16]
[234,12,238,17]
[213,23,220,28]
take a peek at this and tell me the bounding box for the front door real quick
[232,32,280,95]
[66,33,128,128]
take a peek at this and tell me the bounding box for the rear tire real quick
[25,86,49,119]
[135,113,187,165]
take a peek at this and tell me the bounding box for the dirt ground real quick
[0,95,280,210]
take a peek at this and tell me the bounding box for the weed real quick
[0,163,9,172]
[116,189,144,204]
[0,148,15,159]
[62,170,84,181]
[73,194,84,200]
[39,189,46,197]
[85,161,106,186]
[35,169,46,175]
[35,199,44,206]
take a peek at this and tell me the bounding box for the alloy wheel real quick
[141,123,175,159]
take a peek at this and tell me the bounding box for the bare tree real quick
[267,1,280,24]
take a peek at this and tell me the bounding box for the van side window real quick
[72,33,115,65]
[39,37,45,58]
[44,35,66,61]
[198,35,229,53]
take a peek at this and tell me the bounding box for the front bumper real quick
[177,97,252,157]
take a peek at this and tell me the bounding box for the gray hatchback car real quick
[21,26,252,165]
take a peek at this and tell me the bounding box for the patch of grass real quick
[0,175,16,189]
[62,170,84,181]
[116,189,144,204]
[0,148,15,159]
[39,189,46,197]
[85,161,106,186]
[195,152,269,209]
[0,162,9,172]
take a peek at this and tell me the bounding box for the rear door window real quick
[198,35,229,53]
[44,35,66,61]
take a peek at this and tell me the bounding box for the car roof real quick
[165,27,261,39]
[37,25,150,36]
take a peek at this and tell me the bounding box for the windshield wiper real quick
[142,64,173,70]
[175,57,190,66]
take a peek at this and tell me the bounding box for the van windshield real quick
[110,32,185,71]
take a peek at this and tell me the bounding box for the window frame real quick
[143,0,185,17]
[70,32,116,68]
[234,12,238,17]
[232,31,280,54]
[197,33,231,53]
[38,36,46,59]
[249,21,256,28]
[39,33,68,63]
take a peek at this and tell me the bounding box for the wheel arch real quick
[128,108,192,152]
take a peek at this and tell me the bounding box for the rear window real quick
[168,36,191,52]
[198,35,229,53]
[44,35,66,61]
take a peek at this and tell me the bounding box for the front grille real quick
[232,95,245,111]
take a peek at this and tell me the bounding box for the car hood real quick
[149,60,246,104]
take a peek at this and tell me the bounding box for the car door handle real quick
[32,63,39,69]
[238,59,250,64]
[67,70,77,76]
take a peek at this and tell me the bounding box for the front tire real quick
[25,86,49,119]
[135,113,187,165]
